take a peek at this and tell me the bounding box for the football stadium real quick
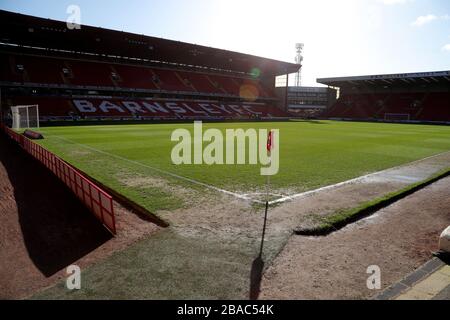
[0,3,449,306]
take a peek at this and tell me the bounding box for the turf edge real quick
[73,168,170,228]
[294,167,450,236]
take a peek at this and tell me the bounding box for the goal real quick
[11,105,39,130]
[384,113,410,121]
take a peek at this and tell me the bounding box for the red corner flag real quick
[267,130,274,153]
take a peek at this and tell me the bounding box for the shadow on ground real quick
[0,133,112,277]
[249,256,264,300]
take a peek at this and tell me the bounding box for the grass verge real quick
[295,167,450,236]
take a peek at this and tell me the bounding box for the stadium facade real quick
[1,10,449,125]
[0,10,300,124]
[318,71,450,123]
[278,86,337,118]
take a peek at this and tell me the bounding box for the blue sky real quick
[1,0,449,86]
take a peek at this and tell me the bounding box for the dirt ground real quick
[0,134,160,299]
[259,176,450,300]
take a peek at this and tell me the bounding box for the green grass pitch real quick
[36,120,450,214]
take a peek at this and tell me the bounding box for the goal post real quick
[11,105,39,130]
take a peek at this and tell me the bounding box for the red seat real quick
[417,92,450,121]
[112,64,159,90]
[10,55,65,84]
[207,74,240,95]
[151,69,194,92]
[67,60,115,87]
[177,71,218,94]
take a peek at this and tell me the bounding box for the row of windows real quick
[288,93,328,99]
[40,26,67,33]
[289,100,327,105]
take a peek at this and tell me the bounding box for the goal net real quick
[11,105,39,130]
[384,113,410,121]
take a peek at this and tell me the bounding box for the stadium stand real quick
[0,10,297,124]
[417,92,450,121]
[318,72,450,122]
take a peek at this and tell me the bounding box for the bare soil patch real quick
[259,176,450,300]
[0,134,160,299]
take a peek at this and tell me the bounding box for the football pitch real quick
[36,120,450,215]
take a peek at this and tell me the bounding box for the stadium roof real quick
[317,71,450,87]
[0,10,300,76]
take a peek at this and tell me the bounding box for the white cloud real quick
[411,14,438,27]
[411,14,450,27]
[442,44,450,52]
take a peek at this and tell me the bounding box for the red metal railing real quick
[1,124,116,234]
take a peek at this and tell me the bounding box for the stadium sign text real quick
[171,121,279,176]
[73,99,265,116]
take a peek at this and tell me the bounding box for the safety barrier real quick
[1,124,116,234]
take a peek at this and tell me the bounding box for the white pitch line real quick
[269,150,450,205]
[49,134,450,206]
[51,135,263,203]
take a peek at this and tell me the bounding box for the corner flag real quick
[267,130,274,153]
[260,130,274,259]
